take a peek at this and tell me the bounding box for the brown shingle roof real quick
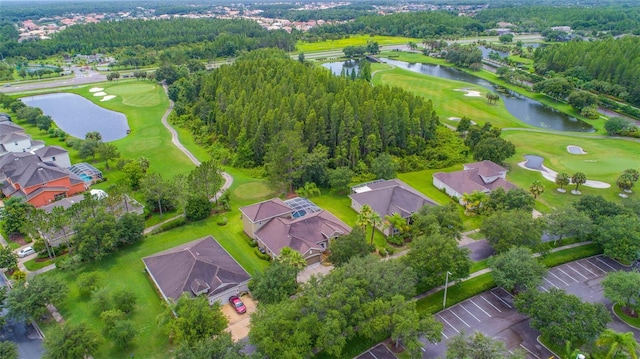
[239,198,291,223]
[142,236,251,302]
[349,179,437,219]
[255,210,351,257]
[433,160,516,195]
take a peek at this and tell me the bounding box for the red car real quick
[229,296,246,314]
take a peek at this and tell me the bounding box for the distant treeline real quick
[475,5,640,34]
[534,37,640,106]
[0,18,295,60]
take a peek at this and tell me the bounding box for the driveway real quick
[0,273,44,359]
[222,294,257,341]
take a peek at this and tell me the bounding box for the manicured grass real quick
[398,165,464,205]
[468,231,485,240]
[613,303,640,328]
[297,35,420,52]
[538,336,565,359]
[470,258,489,273]
[23,257,55,271]
[502,130,640,209]
[378,50,448,66]
[372,65,529,130]
[233,181,275,200]
[415,273,496,314]
[538,243,602,268]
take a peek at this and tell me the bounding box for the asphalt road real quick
[0,273,44,359]
[0,66,106,94]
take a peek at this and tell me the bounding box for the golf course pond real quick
[324,60,594,133]
[22,93,130,142]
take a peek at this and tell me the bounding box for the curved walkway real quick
[517,159,611,189]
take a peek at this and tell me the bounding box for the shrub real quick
[386,235,405,246]
[150,217,186,234]
[55,254,81,272]
[184,195,212,221]
[77,272,102,298]
[112,289,136,314]
[91,288,112,315]
[217,217,228,226]
[254,247,272,261]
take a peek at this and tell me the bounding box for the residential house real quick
[143,236,251,306]
[34,146,71,168]
[0,157,86,208]
[0,122,45,156]
[349,179,437,236]
[432,160,517,204]
[240,197,351,265]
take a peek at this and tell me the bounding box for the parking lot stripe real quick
[543,277,560,288]
[566,264,588,280]
[441,332,449,339]
[470,299,492,317]
[577,262,598,276]
[557,267,579,282]
[459,304,481,322]
[587,258,607,273]
[538,285,549,293]
[490,292,512,308]
[438,314,460,334]
[596,257,617,271]
[520,344,541,359]
[450,310,471,328]
[549,271,569,286]
[481,295,502,313]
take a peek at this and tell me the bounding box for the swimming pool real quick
[78,174,92,182]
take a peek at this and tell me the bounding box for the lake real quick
[323,59,593,132]
[22,93,129,142]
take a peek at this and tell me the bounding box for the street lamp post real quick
[443,271,453,310]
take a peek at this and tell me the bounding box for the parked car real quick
[229,295,246,314]
[17,246,35,258]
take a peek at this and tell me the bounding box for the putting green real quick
[233,181,275,200]
[106,83,161,107]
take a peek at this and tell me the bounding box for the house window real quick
[14,141,17,146]
[320,242,326,249]
[52,156,56,161]
[54,193,67,201]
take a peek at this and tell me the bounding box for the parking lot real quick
[420,255,629,359]
[355,343,398,359]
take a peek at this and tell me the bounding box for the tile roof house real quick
[0,154,86,208]
[349,179,437,236]
[432,160,517,204]
[240,198,351,265]
[142,236,251,306]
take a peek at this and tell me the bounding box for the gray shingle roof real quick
[349,179,437,219]
[0,152,42,178]
[0,122,24,135]
[142,236,251,302]
[11,162,72,189]
[34,145,68,159]
[433,160,516,195]
[239,198,292,222]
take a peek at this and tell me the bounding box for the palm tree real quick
[555,172,570,191]
[571,172,587,192]
[383,213,409,237]
[462,190,487,214]
[356,204,374,232]
[369,211,382,245]
[529,180,545,199]
[596,329,639,359]
[278,247,307,272]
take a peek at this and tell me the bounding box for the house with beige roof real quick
[143,236,251,305]
[432,160,517,204]
[349,179,437,236]
[240,197,351,265]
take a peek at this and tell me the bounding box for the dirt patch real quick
[221,294,257,341]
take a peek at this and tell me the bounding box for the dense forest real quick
[168,49,464,189]
[306,11,484,39]
[475,5,640,34]
[0,18,295,60]
[534,37,640,106]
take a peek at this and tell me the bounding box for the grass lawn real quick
[372,66,529,130]
[470,258,489,273]
[296,35,420,53]
[415,273,496,314]
[502,130,640,210]
[613,303,640,328]
[23,257,55,271]
[468,231,485,240]
[538,243,601,268]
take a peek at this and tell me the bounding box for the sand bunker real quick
[519,155,610,189]
[454,88,482,97]
[100,95,115,102]
[89,87,104,93]
[93,91,107,96]
[567,145,587,154]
